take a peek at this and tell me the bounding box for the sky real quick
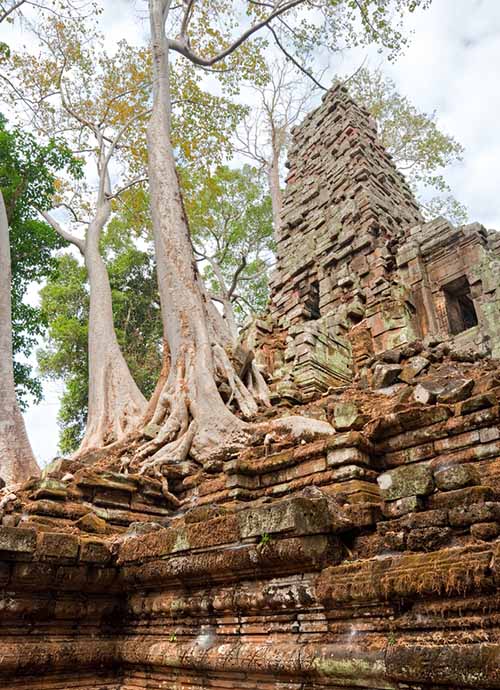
[5,0,500,465]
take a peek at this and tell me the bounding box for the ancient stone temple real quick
[1,84,500,690]
[252,85,500,401]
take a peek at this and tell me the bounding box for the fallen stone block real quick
[437,378,474,404]
[75,512,109,534]
[399,355,430,383]
[413,380,445,404]
[372,363,402,388]
[332,401,368,431]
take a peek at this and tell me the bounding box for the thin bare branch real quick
[0,0,26,23]
[267,24,327,91]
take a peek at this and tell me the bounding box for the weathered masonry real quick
[251,84,500,401]
[1,84,500,690]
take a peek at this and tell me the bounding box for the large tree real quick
[0,189,38,485]
[38,199,163,453]
[7,11,244,454]
[134,0,433,473]
[0,117,77,483]
[39,238,163,455]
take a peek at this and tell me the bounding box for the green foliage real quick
[0,114,82,407]
[38,203,162,453]
[258,532,272,548]
[347,67,467,224]
[185,165,274,323]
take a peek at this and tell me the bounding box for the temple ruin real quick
[1,84,500,689]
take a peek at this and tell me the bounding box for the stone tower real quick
[251,83,500,401]
[270,83,422,330]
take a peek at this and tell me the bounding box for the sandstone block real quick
[428,485,494,509]
[372,363,402,389]
[327,447,370,468]
[480,426,500,443]
[448,501,500,527]
[406,526,451,551]
[379,529,406,551]
[332,401,368,430]
[458,393,496,415]
[38,532,79,560]
[377,465,434,502]
[79,539,112,564]
[470,522,500,541]
[434,464,479,491]
[399,356,429,383]
[0,527,37,554]
[413,380,444,404]
[239,497,330,539]
[437,378,474,404]
[382,495,423,518]
[30,478,68,501]
[75,512,109,534]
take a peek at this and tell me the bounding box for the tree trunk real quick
[135,0,265,472]
[77,208,147,454]
[0,191,40,485]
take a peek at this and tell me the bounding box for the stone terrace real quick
[1,84,500,689]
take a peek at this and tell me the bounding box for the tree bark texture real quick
[77,203,147,454]
[135,0,268,472]
[0,191,40,485]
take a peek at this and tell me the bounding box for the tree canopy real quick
[187,165,274,334]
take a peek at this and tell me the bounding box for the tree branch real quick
[180,0,195,38]
[107,176,148,200]
[228,255,247,298]
[40,210,85,254]
[0,0,26,23]
[268,24,327,91]
[167,0,304,67]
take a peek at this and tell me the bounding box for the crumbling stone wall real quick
[2,340,500,688]
[253,84,500,402]
[1,84,500,690]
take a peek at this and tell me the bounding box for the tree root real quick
[137,422,195,475]
[213,343,258,419]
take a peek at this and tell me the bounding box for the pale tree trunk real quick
[207,258,239,342]
[135,0,268,472]
[0,191,40,485]
[43,195,147,456]
[77,203,147,454]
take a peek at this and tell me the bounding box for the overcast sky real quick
[9,0,500,465]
